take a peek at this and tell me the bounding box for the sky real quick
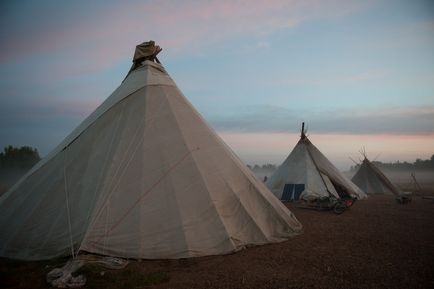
[0,0,433,170]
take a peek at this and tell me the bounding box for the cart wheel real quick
[333,202,346,214]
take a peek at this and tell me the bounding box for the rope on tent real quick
[92,147,200,246]
[83,105,125,230]
[63,146,75,259]
[77,99,166,253]
[411,172,422,193]
[77,103,126,257]
[79,108,141,249]
[102,199,110,256]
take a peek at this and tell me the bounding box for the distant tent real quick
[266,123,367,201]
[0,41,302,261]
[351,157,402,195]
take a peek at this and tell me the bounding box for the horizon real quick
[1,0,434,171]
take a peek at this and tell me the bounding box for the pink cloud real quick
[0,0,370,74]
[272,69,389,87]
[6,96,99,120]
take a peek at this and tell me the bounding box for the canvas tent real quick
[351,157,402,195]
[0,41,302,261]
[266,124,367,201]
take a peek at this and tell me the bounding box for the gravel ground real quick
[1,195,433,289]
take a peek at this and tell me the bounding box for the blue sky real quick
[1,0,433,169]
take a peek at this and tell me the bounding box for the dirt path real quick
[1,195,434,289]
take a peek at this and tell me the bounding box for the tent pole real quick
[304,140,334,198]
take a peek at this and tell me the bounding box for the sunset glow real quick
[1,0,433,171]
[219,132,434,170]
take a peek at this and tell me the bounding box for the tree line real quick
[0,145,41,169]
[247,164,277,172]
[248,154,434,172]
[350,154,434,171]
[1,144,432,172]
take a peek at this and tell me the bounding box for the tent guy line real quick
[92,147,200,247]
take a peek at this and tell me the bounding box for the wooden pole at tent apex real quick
[301,122,307,139]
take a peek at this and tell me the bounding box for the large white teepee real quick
[0,42,302,261]
[351,157,401,195]
[266,124,367,201]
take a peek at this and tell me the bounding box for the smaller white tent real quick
[266,124,367,201]
[351,157,402,195]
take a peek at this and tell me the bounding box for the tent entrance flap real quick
[331,181,351,198]
[320,173,351,199]
[320,173,339,198]
[282,184,305,201]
